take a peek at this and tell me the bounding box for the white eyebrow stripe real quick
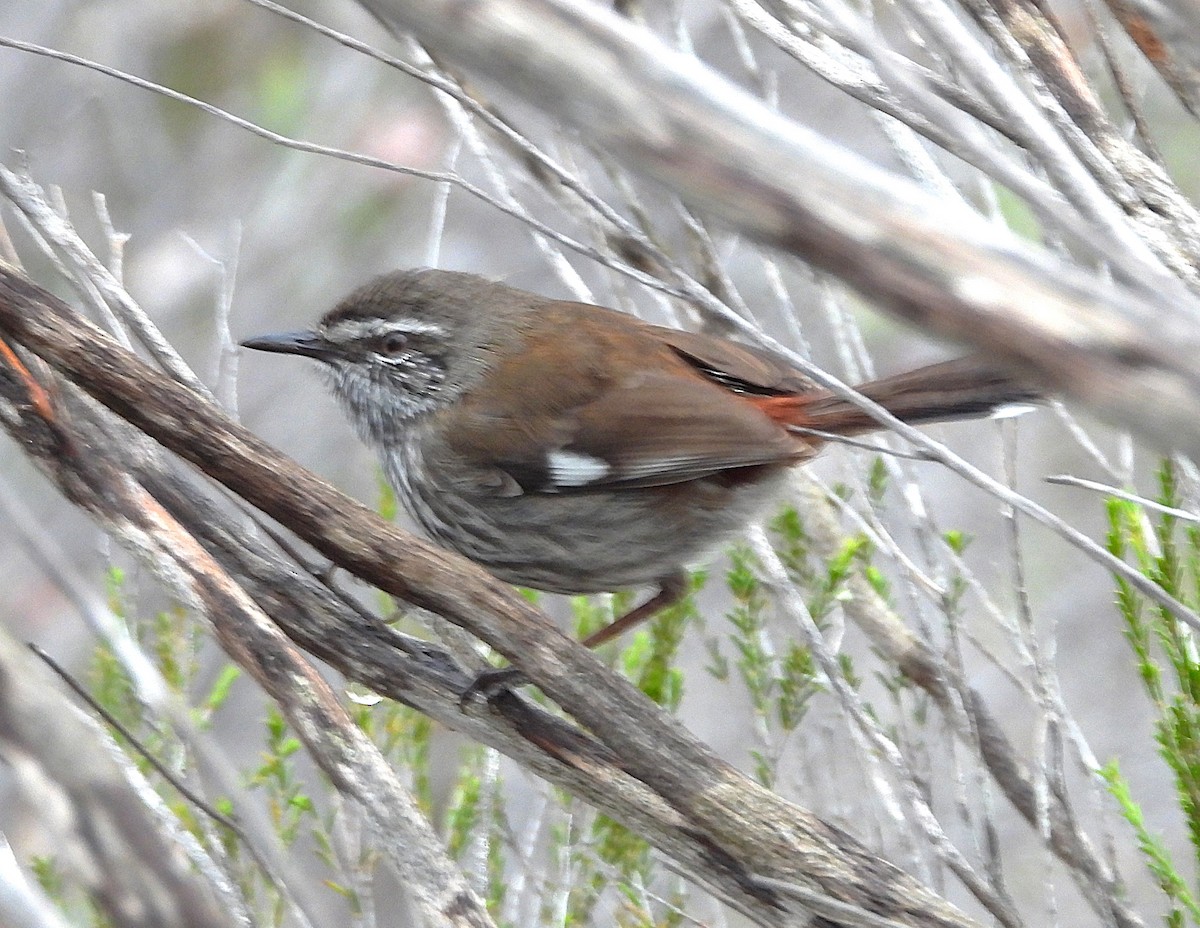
[323,318,446,340]
[547,450,611,487]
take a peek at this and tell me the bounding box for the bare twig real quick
[29,646,243,839]
[1046,474,1200,522]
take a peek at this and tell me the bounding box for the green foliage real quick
[565,573,701,710]
[725,546,776,737]
[201,664,241,720]
[623,573,701,710]
[354,696,435,810]
[248,707,313,847]
[571,590,626,643]
[867,456,889,503]
[1104,460,1200,920]
[30,855,63,900]
[70,566,267,919]
[571,814,653,925]
[992,183,1043,240]
[442,749,509,917]
[30,856,113,928]
[254,42,310,136]
[942,528,972,555]
[445,768,483,858]
[89,567,141,732]
[92,565,240,761]
[1102,761,1200,926]
[376,467,399,522]
[778,642,819,731]
[714,507,887,785]
[940,530,971,618]
[558,804,686,928]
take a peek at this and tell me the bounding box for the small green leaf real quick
[943,529,971,555]
[204,665,241,713]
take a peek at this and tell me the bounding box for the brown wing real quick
[651,326,818,395]
[436,301,805,494]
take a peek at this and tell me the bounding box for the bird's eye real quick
[379,332,408,355]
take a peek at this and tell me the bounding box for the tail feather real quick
[756,357,1039,436]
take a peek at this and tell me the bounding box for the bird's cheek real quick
[405,359,447,396]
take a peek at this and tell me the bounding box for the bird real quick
[242,268,1037,658]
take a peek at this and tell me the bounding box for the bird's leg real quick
[580,570,689,649]
[460,571,689,703]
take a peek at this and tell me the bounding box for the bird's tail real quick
[756,357,1039,437]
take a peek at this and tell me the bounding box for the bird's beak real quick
[240,330,333,361]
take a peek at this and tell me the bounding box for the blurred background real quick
[3,0,1199,925]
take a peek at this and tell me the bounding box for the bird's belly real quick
[390,451,790,594]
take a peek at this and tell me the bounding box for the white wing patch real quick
[547,450,611,487]
[989,402,1038,420]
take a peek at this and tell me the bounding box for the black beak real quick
[240,330,333,361]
